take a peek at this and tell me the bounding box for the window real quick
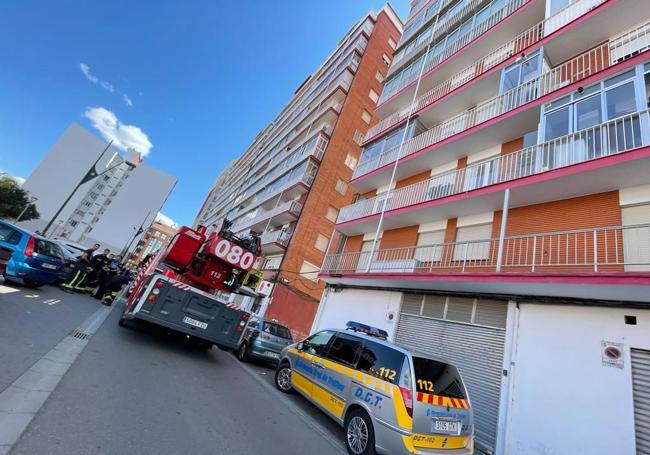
[0,225,22,245]
[325,334,362,366]
[315,233,329,252]
[303,330,335,357]
[357,341,406,384]
[325,205,339,223]
[262,322,293,340]
[369,89,379,103]
[375,71,385,83]
[452,223,492,260]
[413,357,467,399]
[415,230,445,262]
[361,110,372,124]
[388,37,397,50]
[344,153,358,170]
[382,54,391,66]
[353,130,365,146]
[299,260,320,281]
[335,179,348,195]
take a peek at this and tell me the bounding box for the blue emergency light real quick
[345,321,389,340]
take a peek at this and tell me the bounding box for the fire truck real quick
[118,221,263,350]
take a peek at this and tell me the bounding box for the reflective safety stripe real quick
[392,384,413,431]
[310,379,346,419]
[416,392,470,409]
[291,371,313,396]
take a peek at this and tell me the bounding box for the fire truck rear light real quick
[154,280,164,289]
[236,326,243,333]
[239,321,246,327]
[152,289,160,295]
[147,295,156,302]
[241,313,250,322]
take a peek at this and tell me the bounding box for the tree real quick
[0,177,40,221]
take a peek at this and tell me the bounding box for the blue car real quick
[0,220,65,288]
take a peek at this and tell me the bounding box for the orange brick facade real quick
[264,11,401,336]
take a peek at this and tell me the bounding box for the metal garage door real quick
[396,294,507,454]
[632,348,650,454]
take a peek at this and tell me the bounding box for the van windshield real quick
[412,356,467,399]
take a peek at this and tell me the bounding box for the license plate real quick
[265,351,280,359]
[41,263,58,270]
[182,316,208,329]
[432,419,461,435]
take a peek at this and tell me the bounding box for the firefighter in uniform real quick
[101,271,131,306]
[79,249,111,293]
[61,244,100,291]
[94,254,121,300]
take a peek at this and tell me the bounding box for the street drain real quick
[71,330,90,340]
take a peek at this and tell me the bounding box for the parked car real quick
[51,240,85,283]
[275,322,474,455]
[0,245,12,282]
[0,220,65,288]
[237,318,293,364]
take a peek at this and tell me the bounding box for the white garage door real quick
[396,294,508,454]
[632,348,650,454]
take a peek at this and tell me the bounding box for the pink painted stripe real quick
[338,145,650,229]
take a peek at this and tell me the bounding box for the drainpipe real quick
[496,188,511,272]
[366,1,444,272]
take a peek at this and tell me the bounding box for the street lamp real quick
[42,142,140,236]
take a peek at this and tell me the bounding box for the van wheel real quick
[237,343,249,362]
[275,363,293,394]
[345,409,376,455]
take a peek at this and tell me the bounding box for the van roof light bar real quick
[345,321,388,340]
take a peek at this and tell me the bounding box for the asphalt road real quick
[0,284,346,455]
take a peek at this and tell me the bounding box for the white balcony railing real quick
[232,200,303,233]
[340,110,648,223]
[367,0,607,142]
[322,224,650,274]
[261,229,293,247]
[354,16,650,180]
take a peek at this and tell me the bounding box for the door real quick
[290,330,335,399]
[631,348,650,454]
[395,294,508,454]
[622,205,650,271]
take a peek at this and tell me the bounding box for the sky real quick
[0,0,410,226]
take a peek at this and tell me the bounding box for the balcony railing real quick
[233,200,303,233]
[339,110,648,223]
[367,0,606,142]
[355,18,650,180]
[379,0,530,104]
[321,224,650,274]
[261,229,293,247]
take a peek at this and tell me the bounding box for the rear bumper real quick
[376,425,473,455]
[248,342,282,362]
[125,312,241,349]
[12,262,61,284]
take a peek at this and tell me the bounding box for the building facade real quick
[21,123,177,253]
[316,0,650,453]
[125,220,177,269]
[194,5,402,339]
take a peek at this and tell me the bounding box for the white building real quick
[21,123,177,253]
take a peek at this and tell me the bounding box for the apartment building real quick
[315,0,650,453]
[21,123,177,253]
[125,219,177,269]
[193,6,402,339]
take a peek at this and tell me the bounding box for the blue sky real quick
[0,0,409,226]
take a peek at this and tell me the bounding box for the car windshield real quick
[413,356,467,399]
[263,322,292,340]
[35,239,64,259]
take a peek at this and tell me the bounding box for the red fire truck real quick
[118,221,262,350]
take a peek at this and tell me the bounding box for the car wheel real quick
[216,344,230,351]
[237,343,249,362]
[24,279,42,289]
[274,363,293,394]
[345,409,376,455]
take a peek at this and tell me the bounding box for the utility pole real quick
[15,195,38,223]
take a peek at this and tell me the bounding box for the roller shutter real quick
[632,348,650,454]
[395,294,507,454]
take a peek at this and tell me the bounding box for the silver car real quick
[237,318,294,364]
[275,322,474,455]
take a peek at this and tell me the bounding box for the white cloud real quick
[123,94,133,107]
[99,80,114,93]
[79,63,98,83]
[155,212,178,228]
[83,107,153,157]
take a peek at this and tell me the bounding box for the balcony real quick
[366,0,613,143]
[232,200,303,234]
[321,224,650,302]
[352,22,650,192]
[261,229,293,254]
[339,110,649,232]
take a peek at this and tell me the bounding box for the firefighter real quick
[78,249,110,293]
[101,272,131,306]
[93,254,121,300]
[61,243,100,291]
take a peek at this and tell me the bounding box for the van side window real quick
[303,330,334,357]
[357,341,406,384]
[325,334,362,367]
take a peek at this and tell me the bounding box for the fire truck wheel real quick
[118,317,127,327]
[237,343,250,362]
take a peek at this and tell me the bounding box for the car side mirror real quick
[297,342,305,351]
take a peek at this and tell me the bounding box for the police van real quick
[275,322,474,455]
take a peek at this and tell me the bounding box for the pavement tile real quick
[12,369,62,393]
[0,386,50,414]
[0,412,33,445]
[29,358,70,376]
